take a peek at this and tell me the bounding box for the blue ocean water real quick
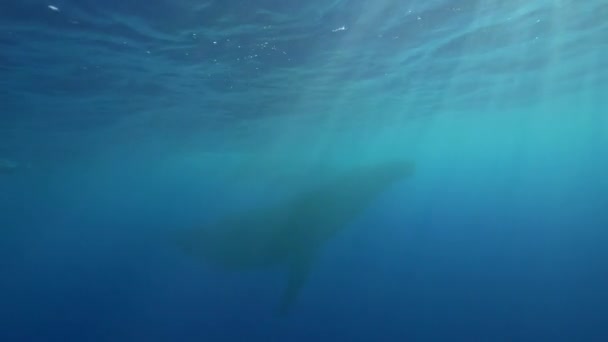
[1,0,607,341]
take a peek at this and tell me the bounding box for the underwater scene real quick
[1,0,607,341]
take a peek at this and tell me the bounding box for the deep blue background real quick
[1,0,607,341]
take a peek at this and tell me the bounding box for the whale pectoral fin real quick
[278,250,314,316]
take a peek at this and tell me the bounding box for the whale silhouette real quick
[176,160,415,315]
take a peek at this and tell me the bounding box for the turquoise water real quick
[1,1,607,340]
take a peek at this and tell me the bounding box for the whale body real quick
[176,160,415,314]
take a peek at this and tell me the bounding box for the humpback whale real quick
[176,160,415,315]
